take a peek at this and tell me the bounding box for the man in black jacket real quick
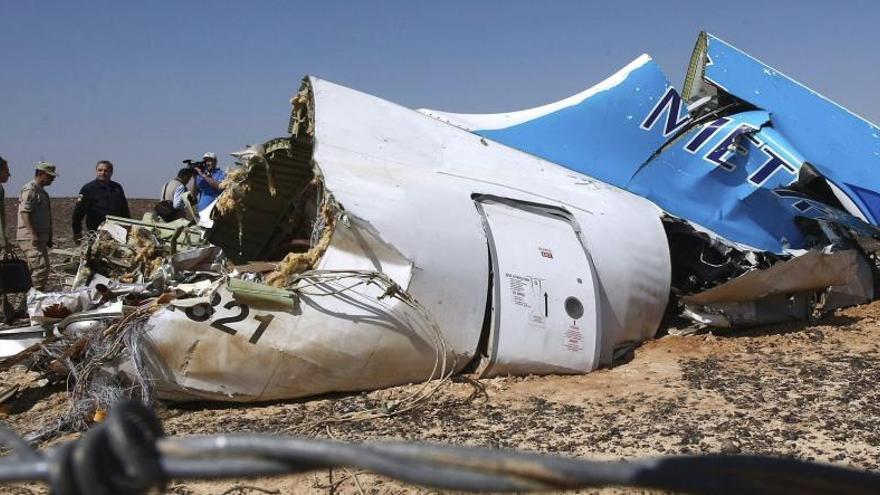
[72,160,131,243]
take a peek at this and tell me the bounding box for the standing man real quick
[72,160,130,243]
[0,156,17,323]
[0,157,12,251]
[17,162,56,291]
[195,152,226,211]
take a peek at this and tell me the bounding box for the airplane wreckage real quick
[3,32,880,410]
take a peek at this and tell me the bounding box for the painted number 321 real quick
[180,293,275,344]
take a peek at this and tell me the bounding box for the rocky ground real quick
[2,199,880,494]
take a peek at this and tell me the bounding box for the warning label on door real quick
[504,273,547,328]
[505,273,531,308]
[565,324,583,352]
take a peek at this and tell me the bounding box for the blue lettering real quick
[792,200,812,213]
[684,117,731,153]
[704,124,758,172]
[747,148,797,186]
[640,87,690,136]
[773,190,819,215]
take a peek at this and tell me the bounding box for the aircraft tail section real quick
[420,55,689,188]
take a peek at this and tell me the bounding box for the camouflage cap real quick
[35,161,58,176]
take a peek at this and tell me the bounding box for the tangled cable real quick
[284,269,456,431]
[2,400,880,495]
[0,400,166,495]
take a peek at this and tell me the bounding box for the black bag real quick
[0,252,32,293]
[153,200,183,222]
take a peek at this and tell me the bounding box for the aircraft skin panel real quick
[697,33,880,224]
[422,56,682,188]
[420,54,654,131]
[309,76,671,369]
[629,111,879,253]
[29,33,880,405]
[629,111,810,253]
[845,183,880,226]
[419,34,880,254]
[144,77,672,401]
[477,199,601,378]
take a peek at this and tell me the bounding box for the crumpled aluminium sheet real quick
[683,249,857,305]
[685,32,880,225]
[421,34,880,255]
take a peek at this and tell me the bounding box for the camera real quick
[182,159,207,173]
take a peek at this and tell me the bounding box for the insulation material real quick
[265,202,337,288]
[77,220,202,287]
[141,213,421,401]
[208,137,316,264]
[289,84,315,137]
[215,166,250,217]
[129,227,160,272]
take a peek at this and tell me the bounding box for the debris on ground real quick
[3,31,880,451]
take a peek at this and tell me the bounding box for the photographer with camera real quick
[193,152,226,211]
[155,167,197,222]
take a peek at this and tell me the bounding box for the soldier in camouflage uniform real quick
[17,162,57,291]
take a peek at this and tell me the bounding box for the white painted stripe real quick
[418,54,654,131]
[828,180,869,222]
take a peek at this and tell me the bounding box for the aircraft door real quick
[476,197,600,377]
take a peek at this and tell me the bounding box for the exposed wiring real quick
[282,269,456,431]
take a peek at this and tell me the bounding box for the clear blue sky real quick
[2,0,878,198]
